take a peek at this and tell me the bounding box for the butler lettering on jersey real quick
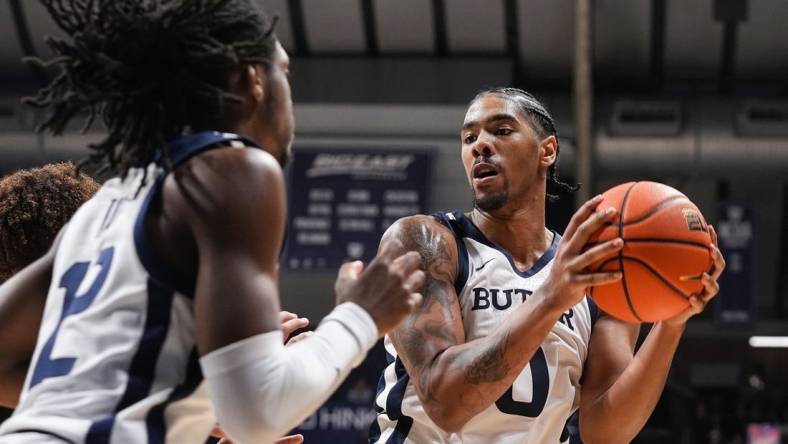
[471,287,533,310]
[471,287,575,331]
[558,309,574,331]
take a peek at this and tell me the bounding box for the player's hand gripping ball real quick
[588,181,714,323]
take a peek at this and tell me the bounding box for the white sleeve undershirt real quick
[199,302,378,444]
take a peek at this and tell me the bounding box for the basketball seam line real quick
[619,238,709,249]
[620,256,692,301]
[586,238,709,249]
[616,194,688,226]
[594,255,692,302]
[618,182,643,322]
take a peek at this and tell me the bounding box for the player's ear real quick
[246,65,265,103]
[227,65,266,104]
[539,135,557,168]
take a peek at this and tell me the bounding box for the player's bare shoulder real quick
[164,146,286,235]
[382,214,459,286]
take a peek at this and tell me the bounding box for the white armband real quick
[199,302,378,444]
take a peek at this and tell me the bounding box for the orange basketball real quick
[588,181,713,323]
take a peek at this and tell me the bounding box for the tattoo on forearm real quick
[395,319,456,403]
[461,327,512,384]
[397,320,456,365]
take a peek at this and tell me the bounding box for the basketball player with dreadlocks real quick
[0,1,424,443]
[0,162,309,444]
[369,88,725,443]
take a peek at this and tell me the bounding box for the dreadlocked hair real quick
[23,0,279,178]
[472,87,579,201]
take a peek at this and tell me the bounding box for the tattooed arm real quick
[385,199,623,432]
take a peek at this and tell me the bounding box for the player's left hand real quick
[286,331,313,346]
[211,426,304,443]
[663,225,725,327]
[218,434,304,444]
[273,435,305,444]
[279,311,309,343]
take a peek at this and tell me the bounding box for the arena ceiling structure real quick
[0,0,786,339]
[1,0,787,92]
[1,0,787,173]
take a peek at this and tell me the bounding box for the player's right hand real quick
[334,239,425,336]
[541,195,624,312]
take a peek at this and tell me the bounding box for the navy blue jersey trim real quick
[145,349,204,444]
[560,416,571,442]
[452,211,558,278]
[85,279,174,444]
[159,131,258,167]
[133,177,195,297]
[432,212,469,295]
[368,420,382,443]
[372,373,386,415]
[133,131,259,297]
[368,351,397,442]
[384,357,413,444]
[372,350,396,414]
[586,296,601,330]
[369,352,413,444]
[562,410,581,443]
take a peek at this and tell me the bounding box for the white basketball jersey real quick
[0,132,256,443]
[370,211,599,444]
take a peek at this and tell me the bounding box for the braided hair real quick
[24,0,278,177]
[472,87,579,201]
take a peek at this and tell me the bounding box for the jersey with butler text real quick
[0,132,257,444]
[369,211,599,444]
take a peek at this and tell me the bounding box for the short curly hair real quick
[0,162,99,279]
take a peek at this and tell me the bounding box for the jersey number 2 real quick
[29,247,115,389]
[495,346,549,418]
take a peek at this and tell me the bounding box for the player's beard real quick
[472,180,509,212]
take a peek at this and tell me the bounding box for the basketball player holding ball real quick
[0,1,425,443]
[369,88,725,443]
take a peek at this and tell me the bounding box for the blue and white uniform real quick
[0,132,256,443]
[370,211,600,444]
